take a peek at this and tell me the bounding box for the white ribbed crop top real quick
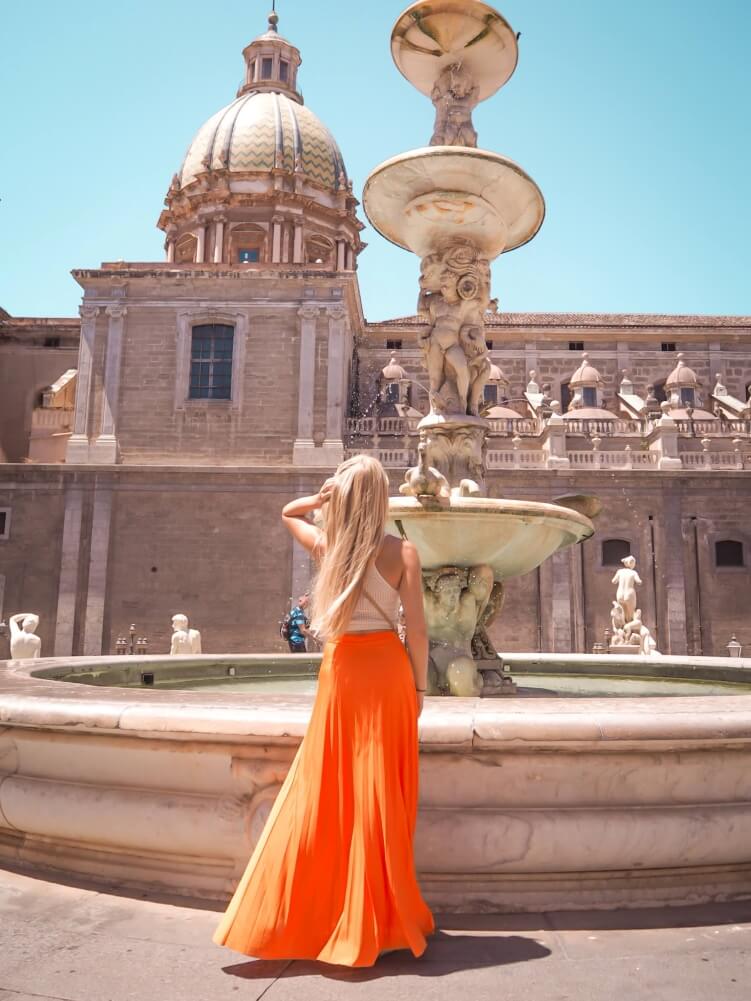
[346,561,401,633]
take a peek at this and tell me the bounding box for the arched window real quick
[175,234,197,263]
[715,540,744,568]
[305,235,335,268]
[602,539,631,566]
[189,324,234,400]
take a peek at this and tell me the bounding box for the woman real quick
[213,455,434,967]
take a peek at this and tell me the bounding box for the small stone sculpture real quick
[423,564,494,694]
[399,441,450,499]
[429,62,480,147]
[624,609,659,656]
[471,581,505,659]
[170,614,202,655]
[9,613,41,659]
[611,556,642,623]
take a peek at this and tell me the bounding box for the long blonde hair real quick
[310,454,390,639]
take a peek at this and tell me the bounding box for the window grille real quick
[189,325,234,400]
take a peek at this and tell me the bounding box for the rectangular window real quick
[680,387,696,406]
[189,325,234,400]
[485,339,494,349]
[661,342,677,352]
[568,341,584,351]
[385,383,400,403]
[0,509,9,540]
[279,60,289,82]
[386,339,402,350]
[582,386,597,406]
[238,248,260,263]
[44,336,61,348]
[483,384,498,404]
[261,57,273,80]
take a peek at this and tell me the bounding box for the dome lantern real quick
[237,8,303,103]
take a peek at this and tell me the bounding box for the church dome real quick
[665,354,699,388]
[158,11,363,269]
[179,91,349,193]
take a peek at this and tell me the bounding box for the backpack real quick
[280,614,291,641]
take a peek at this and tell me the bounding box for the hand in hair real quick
[317,478,337,506]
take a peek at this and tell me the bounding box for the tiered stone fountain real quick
[363,0,594,695]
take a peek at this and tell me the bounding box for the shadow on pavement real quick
[223,930,551,981]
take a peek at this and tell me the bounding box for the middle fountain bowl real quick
[363,147,545,259]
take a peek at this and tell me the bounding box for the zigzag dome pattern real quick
[179,91,348,193]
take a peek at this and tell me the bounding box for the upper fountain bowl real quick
[363,147,545,259]
[387,495,594,578]
[391,1,518,101]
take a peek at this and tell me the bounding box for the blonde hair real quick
[310,454,390,639]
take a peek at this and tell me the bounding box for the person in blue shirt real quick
[285,594,310,653]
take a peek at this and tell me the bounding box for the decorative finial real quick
[268,1,278,32]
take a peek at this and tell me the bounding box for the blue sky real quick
[1,0,749,320]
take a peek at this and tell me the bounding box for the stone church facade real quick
[1,15,749,659]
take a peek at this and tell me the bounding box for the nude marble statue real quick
[170,614,202,655]
[9,613,41,659]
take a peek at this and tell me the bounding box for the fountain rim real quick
[3,653,751,751]
[390,0,520,101]
[388,493,595,538]
[363,145,546,256]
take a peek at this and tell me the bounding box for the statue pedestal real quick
[609,643,641,656]
[419,413,488,492]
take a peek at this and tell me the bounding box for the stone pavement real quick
[1,866,750,1001]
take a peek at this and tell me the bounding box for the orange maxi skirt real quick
[213,630,434,967]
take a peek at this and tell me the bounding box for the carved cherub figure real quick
[430,62,480,147]
[399,441,450,499]
[417,240,492,416]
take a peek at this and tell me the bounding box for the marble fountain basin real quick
[387,495,594,577]
[2,652,751,913]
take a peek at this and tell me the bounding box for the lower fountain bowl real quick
[388,495,594,577]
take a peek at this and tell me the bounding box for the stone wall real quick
[0,464,748,661]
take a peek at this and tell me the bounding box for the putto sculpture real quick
[9,613,41,660]
[609,557,660,656]
[170,614,202,655]
[430,61,480,146]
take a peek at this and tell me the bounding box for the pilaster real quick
[293,304,319,465]
[322,304,347,464]
[66,304,100,463]
[82,485,114,656]
[54,486,84,655]
[91,304,127,464]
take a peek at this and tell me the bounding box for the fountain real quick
[1,1,751,915]
[363,0,593,694]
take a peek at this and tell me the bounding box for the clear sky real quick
[2,0,749,320]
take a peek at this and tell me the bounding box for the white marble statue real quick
[170,614,202,655]
[612,556,642,623]
[9,613,41,659]
[624,609,659,656]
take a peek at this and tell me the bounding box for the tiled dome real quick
[179,91,348,193]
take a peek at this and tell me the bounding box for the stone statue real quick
[417,238,492,417]
[624,609,659,656]
[423,564,494,694]
[430,62,480,147]
[9,613,41,659]
[609,600,627,645]
[170,614,202,655]
[471,581,505,659]
[611,556,642,623]
[399,441,450,499]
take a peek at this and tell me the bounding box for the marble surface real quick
[2,653,751,910]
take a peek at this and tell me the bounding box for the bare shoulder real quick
[399,538,422,571]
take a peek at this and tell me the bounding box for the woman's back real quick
[347,558,401,633]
